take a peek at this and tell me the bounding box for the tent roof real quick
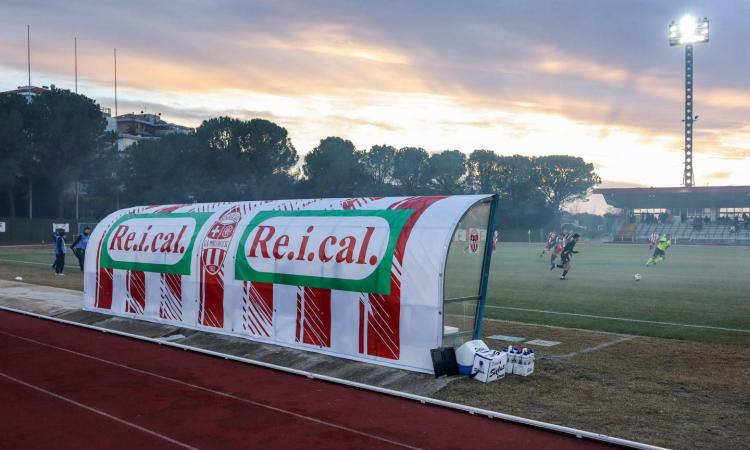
[594,186,750,209]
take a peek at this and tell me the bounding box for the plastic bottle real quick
[520,348,530,375]
[527,348,535,375]
[505,346,514,374]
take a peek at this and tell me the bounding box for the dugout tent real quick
[84,195,498,373]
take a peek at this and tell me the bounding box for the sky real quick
[1,0,749,212]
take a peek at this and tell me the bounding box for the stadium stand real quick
[596,186,750,245]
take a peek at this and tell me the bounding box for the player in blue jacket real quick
[53,228,67,275]
[70,226,91,272]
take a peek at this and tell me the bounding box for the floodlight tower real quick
[669,15,709,188]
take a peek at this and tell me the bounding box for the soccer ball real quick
[634,273,642,282]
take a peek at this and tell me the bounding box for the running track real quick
[0,310,619,449]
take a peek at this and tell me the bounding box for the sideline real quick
[0,258,51,266]
[486,305,750,333]
[0,244,50,248]
[0,305,665,450]
[551,336,637,359]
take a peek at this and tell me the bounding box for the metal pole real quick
[28,178,32,219]
[74,37,78,94]
[114,48,118,116]
[75,181,79,220]
[27,25,31,88]
[474,194,499,339]
[683,44,694,187]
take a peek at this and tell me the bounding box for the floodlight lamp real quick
[679,15,697,34]
[669,15,709,46]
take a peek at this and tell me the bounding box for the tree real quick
[193,117,298,200]
[534,155,601,218]
[121,134,194,205]
[466,149,499,194]
[495,155,547,227]
[0,94,29,217]
[392,147,429,195]
[424,150,466,194]
[302,137,371,197]
[26,89,106,216]
[79,131,122,217]
[362,144,396,193]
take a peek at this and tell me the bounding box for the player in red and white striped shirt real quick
[649,232,659,250]
[539,231,557,258]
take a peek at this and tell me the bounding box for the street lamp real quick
[669,15,709,188]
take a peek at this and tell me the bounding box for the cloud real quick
[1,0,749,188]
[707,171,731,180]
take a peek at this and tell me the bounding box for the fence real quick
[0,218,98,245]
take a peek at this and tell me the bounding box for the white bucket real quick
[455,340,489,375]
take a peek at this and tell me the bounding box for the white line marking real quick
[0,244,51,248]
[0,258,51,266]
[0,330,420,450]
[551,336,638,359]
[0,371,199,450]
[486,305,750,333]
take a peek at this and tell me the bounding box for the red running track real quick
[0,310,619,450]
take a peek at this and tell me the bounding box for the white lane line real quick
[0,244,50,248]
[551,336,638,359]
[0,330,421,450]
[0,371,199,450]
[0,258,51,266]
[485,305,750,333]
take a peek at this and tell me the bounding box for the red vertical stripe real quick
[296,287,331,347]
[95,268,113,309]
[358,299,365,354]
[200,269,224,327]
[242,281,274,336]
[94,216,115,310]
[295,289,303,342]
[125,270,146,314]
[363,196,445,360]
[160,273,182,320]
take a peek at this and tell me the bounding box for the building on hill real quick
[2,86,192,151]
[1,85,52,102]
[595,186,750,244]
[114,112,192,151]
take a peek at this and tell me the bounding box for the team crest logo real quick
[202,208,241,275]
[469,228,480,253]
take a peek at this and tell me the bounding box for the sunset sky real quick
[1,0,749,198]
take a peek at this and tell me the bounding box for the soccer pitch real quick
[474,242,750,345]
[3,242,750,345]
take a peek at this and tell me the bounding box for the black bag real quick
[430,347,458,378]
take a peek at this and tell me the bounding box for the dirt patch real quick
[0,264,83,291]
[434,320,750,449]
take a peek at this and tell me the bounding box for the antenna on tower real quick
[114,48,118,116]
[74,36,78,93]
[27,25,31,90]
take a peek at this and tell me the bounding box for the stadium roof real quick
[594,186,750,209]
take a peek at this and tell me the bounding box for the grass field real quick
[0,245,84,291]
[3,242,750,345]
[451,242,750,345]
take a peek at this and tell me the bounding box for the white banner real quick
[83,196,492,373]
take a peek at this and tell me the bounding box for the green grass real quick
[3,242,750,345]
[0,245,84,291]
[447,242,750,345]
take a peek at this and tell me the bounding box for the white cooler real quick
[455,340,489,375]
